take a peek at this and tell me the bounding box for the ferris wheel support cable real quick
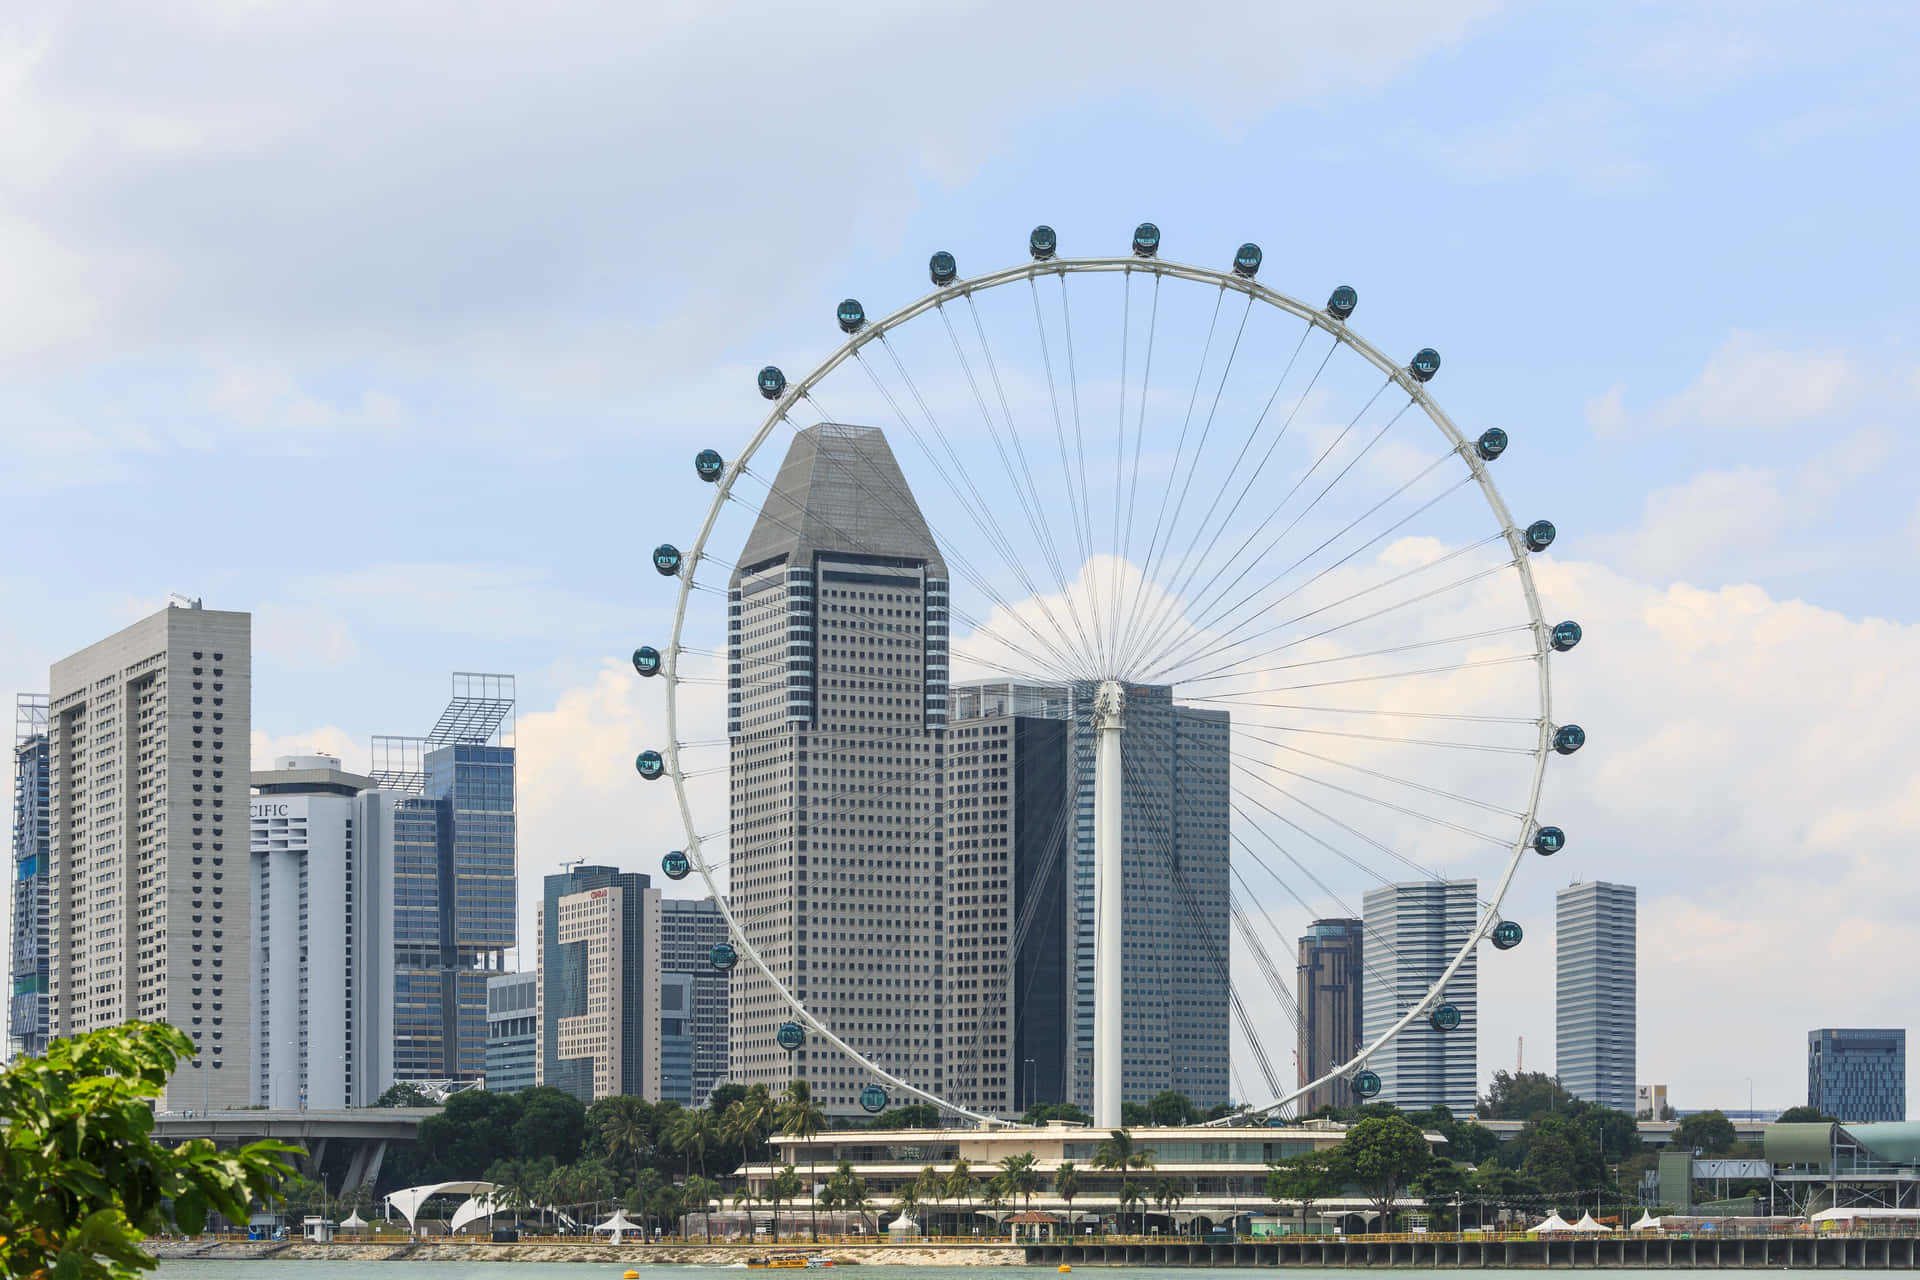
[959,294,1088,648]
[1154,541,1511,684]
[1107,269,1133,668]
[723,467,1083,683]
[1053,272,1108,675]
[1233,727,1533,818]
[1120,750,1287,1102]
[1021,282,1098,637]
[933,307,1097,672]
[1177,623,1536,688]
[1111,285,1234,668]
[1131,401,1431,678]
[853,343,1100,678]
[1114,271,1163,678]
[1121,319,1321,672]
[1231,715,1534,766]
[1154,470,1482,685]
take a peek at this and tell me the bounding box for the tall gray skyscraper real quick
[727,423,950,1115]
[371,674,517,1083]
[945,690,1074,1116]
[1555,880,1636,1114]
[1296,918,1364,1116]
[951,680,1231,1113]
[45,603,252,1109]
[249,754,396,1108]
[1360,879,1477,1115]
[660,897,730,1107]
[10,695,51,1058]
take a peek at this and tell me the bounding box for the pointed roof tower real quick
[734,423,946,580]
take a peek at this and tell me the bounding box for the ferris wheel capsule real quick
[662,850,690,880]
[694,449,725,482]
[634,750,665,780]
[757,366,787,400]
[652,544,683,576]
[1326,285,1357,320]
[836,299,867,334]
[1491,920,1524,950]
[776,1021,806,1052]
[929,251,958,286]
[631,645,662,677]
[1524,520,1557,552]
[1233,243,1263,278]
[1533,826,1566,855]
[1132,223,1161,258]
[1475,428,1509,461]
[1553,724,1586,755]
[1409,348,1442,382]
[1551,620,1583,652]
[859,1083,889,1114]
[1351,1070,1383,1099]
[709,942,737,971]
[1429,1003,1462,1032]
[1029,225,1058,261]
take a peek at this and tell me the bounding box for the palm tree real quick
[777,1079,828,1241]
[998,1151,1042,1214]
[684,1174,721,1244]
[1119,1181,1145,1238]
[892,1182,922,1238]
[1153,1176,1189,1236]
[911,1164,945,1236]
[843,1169,877,1236]
[1127,1146,1159,1236]
[1054,1160,1081,1236]
[730,1183,760,1242]
[602,1095,654,1184]
[1092,1130,1134,1236]
[770,1165,804,1242]
[981,1175,1009,1238]
[672,1107,719,1179]
[724,1084,778,1236]
[945,1157,978,1234]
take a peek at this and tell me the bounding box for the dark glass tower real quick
[9,695,51,1058]
[1296,918,1364,1115]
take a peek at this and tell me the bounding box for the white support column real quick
[1092,679,1127,1130]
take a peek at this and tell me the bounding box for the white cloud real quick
[253,603,358,671]
[1652,332,1867,432]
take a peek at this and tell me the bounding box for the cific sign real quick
[250,802,290,819]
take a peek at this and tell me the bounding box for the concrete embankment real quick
[151,1239,1031,1265]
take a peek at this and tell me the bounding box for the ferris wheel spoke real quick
[1113,271,1163,678]
[1023,279,1096,613]
[1234,727,1532,818]
[1053,272,1108,674]
[1177,623,1536,688]
[1112,284,1233,667]
[1232,750,1513,851]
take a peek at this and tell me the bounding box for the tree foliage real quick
[1775,1105,1837,1126]
[1672,1110,1738,1155]
[1339,1115,1431,1227]
[1477,1070,1579,1121]
[0,1022,298,1280]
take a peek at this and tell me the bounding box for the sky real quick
[4,0,1918,1112]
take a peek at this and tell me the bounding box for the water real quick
[157,1266,1838,1278]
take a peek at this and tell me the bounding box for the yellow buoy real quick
[624,1271,641,1279]
[1059,1267,1072,1273]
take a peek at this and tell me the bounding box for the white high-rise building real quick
[46,603,251,1109]
[727,423,950,1115]
[1556,881,1636,1114]
[249,755,396,1108]
[1360,879,1478,1115]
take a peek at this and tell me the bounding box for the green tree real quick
[1478,1070,1579,1121]
[777,1079,827,1241]
[1146,1091,1197,1126]
[374,1082,433,1108]
[882,1102,941,1130]
[1672,1110,1738,1156]
[837,1163,876,1235]
[769,1165,805,1241]
[1152,1176,1190,1232]
[671,1106,719,1178]
[1776,1105,1838,1126]
[596,1095,656,1183]
[1022,1102,1093,1126]
[1092,1129,1155,1236]
[1053,1160,1081,1231]
[723,1084,779,1225]
[945,1157,979,1228]
[891,1181,922,1237]
[684,1174,722,1243]
[1339,1114,1431,1231]
[1265,1148,1345,1232]
[1118,1181,1145,1236]
[1412,1160,1469,1227]
[0,1023,298,1280]
[998,1151,1042,1213]
[513,1086,588,1165]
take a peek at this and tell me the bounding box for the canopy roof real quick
[386,1182,498,1232]
[338,1211,368,1229]
[1570,1213,1612,1233]
[1534,1213,1574,1232]
[1630,1213,1662,1231]
[593,1209,640,1232]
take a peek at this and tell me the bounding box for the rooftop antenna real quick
[1517,1035,1524,1075]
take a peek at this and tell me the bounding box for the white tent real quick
[886,1215,923,1236]
[1570,1213,1612,1233]
[1630,1212,1662,1232]
[593,1209,641,1244]
[449,1194,507,1236]
[1533,1213,1574,1233]
[338,1210,369,1231]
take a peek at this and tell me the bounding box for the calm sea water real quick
[157,1266,1838,1279]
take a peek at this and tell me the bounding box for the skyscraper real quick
[537,864,661,1103]
[248,754,396,1108]
[485,970,538,1094]
[1808,1028,1906,1122]
[9,695,51,1058]
[659,896,730,1107]
[1360,879,1477,1115]
[727,423,949,1115]
[373,674,517,1083]
[45,603,252,1109]
[945,690,1073,1116]
[1296,918,1365,1116]
[951,680,1232,1113]
[1555,880,1636,1114]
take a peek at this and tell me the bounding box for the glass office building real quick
[9,695,50,1058]
[1809,1029,1906,1122]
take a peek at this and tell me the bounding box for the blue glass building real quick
[9,695,51,1058]
[1809,1028,1906,1122]
[485,970,538,1094]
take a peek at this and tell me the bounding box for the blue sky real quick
[4,1,1917,1108]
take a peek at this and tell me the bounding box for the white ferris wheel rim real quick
[657,251,1556,1127]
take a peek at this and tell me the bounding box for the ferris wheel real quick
[632,224,1584,1128]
